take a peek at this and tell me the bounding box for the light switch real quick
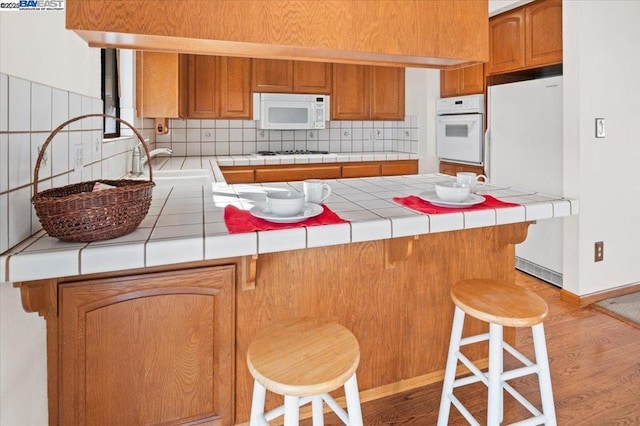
[595,118,605,138]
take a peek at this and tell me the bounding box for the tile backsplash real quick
[0,72,420,255]
[0,73,148,254]
[155,117,420,156]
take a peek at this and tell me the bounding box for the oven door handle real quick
[437,118,479,125]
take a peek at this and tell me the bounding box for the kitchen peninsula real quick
[2,158,577,425]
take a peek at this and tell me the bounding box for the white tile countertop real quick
[0,157,578,282]
[214,151,418,166]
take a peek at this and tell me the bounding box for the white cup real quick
[303,179,332,204]
[456,172,487,194]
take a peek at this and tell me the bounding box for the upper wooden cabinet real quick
[67,1,489,68]
[188,55,251,119]
[252,59,332,94]
[525,0,563,68]
[488,0,562,75]
[135,51,187,118]
[440,64,485,98]
[137,52,251,119]
[332,64,405,120]
[370,66,406,120]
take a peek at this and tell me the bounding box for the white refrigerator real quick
[486,76,564,287]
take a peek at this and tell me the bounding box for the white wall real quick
[0,10,101,426]
[0,11,100,97]
[406,68,441,174]
[563,1,640,295]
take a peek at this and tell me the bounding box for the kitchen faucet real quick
[131,143,173,175]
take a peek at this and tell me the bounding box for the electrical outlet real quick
[37,145,48,167]
[74,144,83,173]
[595,118,605,138]
[594,241,604,262]
[374,129,383,140]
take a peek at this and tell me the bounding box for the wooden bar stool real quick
[438,279,556,426]
[247,317,363,426]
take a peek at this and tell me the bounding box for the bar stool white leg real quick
[344,373,364,426]
[438,306,466,426]
[249,381,268,426]
[487,323,503,426]
[532,323,557,426]
[284,395,300,426]
[312,396,325,426]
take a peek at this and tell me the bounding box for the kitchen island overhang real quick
[5,173,577,425]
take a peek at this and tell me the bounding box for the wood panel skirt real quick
[15,222,529,425]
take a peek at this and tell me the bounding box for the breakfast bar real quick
[2,161,577,425]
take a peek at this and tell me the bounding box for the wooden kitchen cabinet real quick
[188,55,251,119]
[488,0,562,75]
[525,0,563,68]
[439,161,484,176]
[254,164,342,183]
[370,66,406,120]
[440,64,485,98]
[342,163,381,178]
[136,51,187,119]
[220,160,418,183]
[58,266,235,425]
[332,64,405,120]
[252,59,332,94]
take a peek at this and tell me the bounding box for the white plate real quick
[250,203,324,223]
[418,190,486,208]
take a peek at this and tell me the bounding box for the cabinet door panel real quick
[525,0,563,67]
[59,266,235,425]
[331,64,370,120]
[218,56,252,119]
[251,59,293,92]
[381,160,418,176]
[370,66,405,120]
[440,69,461,98]
[488,9,525,74]
[136,51,182,118]
[188,55,218,118]
[293,61,332,94]
[221,167,256,184]
[255,165,341,182]
[342,164,381,178]
[439,161,484,176]
[460,64,484,95]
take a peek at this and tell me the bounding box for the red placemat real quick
[393,194,520,214]
[224,204,348,234]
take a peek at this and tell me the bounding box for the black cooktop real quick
[257,150,330,156]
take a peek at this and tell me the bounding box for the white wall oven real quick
[436,94,484,165]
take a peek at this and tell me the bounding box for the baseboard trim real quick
[560,281,640,307]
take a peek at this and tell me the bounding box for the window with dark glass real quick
[102,48,120,138]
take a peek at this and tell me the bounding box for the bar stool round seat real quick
[438,279,557,426]
[247,317,363,426]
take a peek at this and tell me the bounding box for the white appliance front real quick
[253,93,329,130]
[487,75,564,286]
[436,113,484,164]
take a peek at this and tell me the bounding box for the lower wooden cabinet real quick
[220,160,418,183]
[58,266,235,425]
[342,163,381,178]
[439,161,485,176]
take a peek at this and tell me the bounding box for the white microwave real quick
[253,93,330,130]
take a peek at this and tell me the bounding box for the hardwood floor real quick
[304,271,640,425]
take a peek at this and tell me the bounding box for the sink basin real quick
[129,169,214,188]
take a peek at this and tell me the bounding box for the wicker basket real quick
[32,114,155,242]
